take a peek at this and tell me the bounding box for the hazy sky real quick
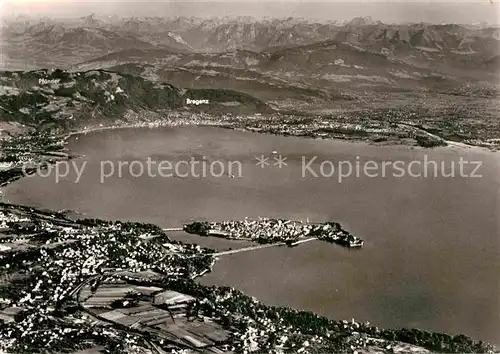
[1,0,499,24]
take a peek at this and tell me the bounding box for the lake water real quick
[3,126,500,345]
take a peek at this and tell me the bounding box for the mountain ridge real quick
[3,15,499,69]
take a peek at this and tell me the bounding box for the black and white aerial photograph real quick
[0,0,499,353]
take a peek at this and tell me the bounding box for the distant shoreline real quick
[63,120,498,154]
[2,119,497,194]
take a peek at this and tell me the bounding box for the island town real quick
[183,217,364,248]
